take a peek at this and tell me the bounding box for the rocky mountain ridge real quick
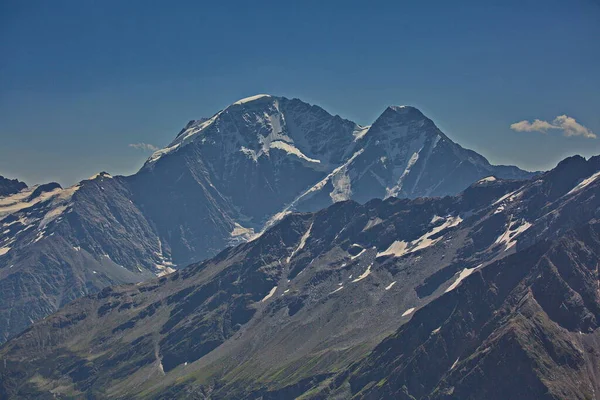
[0,95,535,343]
[0,154,597,399]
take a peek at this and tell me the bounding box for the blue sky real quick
[1,0,599,186]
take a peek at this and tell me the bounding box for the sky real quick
[1,0,599,186]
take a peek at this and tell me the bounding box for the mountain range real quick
[0,95,536,343]
[2,148,599,399]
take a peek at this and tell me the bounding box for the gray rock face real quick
[0,176,27,197]
[1,155,598,399]
[0,95,534,343]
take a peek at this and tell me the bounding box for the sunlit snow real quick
[402,307,416,317]
[377,215,462,258]
[232,94,271,105]
[352,125,370,141]
[350,248,366,260]
[329,286,344,294]
[567,171,600,195]
[377,240,408,258]
[351,263,373,283]
[477,176,497,184]
[269,141,321,163]
[261,286,278,302]
[287,223,313,263]
[445,265,479,293]
[495,218,532,251]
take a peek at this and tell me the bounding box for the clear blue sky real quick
[1,0,599,186]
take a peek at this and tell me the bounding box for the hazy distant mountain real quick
[0,95,535,343]
[2,154,598,399]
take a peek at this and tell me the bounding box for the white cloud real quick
[511,115,596,139]
[553,115,596,139]
[510,119,555,133]
[129,142,160,151]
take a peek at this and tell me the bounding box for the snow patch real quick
[0,184,77,220]
[33,230,45,243]
[261,286,278,302]
[377,241,408,258]
[477,176,497,184]
[232,94,271,105]
[230,223,255,239]
[567,171,600,195]
[410,216,462,253]
[495,218,532,251]
[353,125,370,141]
[147,143,181,165]
[385,281,396,290]
[451,358,459,370]
[445,266,479,293]
[287,222,313,263]
[329,286,344,294]
[363,217,383,231]
[493,189,523,205]
[350,248,366,260]
[156,266,176,277]
[269,141,321,164]
[386,150,421,198]
[377,216,463,258]
[351,263,373,283]
[402,307,416,317]
[0,246,10,256]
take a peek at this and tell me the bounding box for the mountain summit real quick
[0,95,534,342]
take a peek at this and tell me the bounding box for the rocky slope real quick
[0,95,534,343]
[0,155,597,399]
[329,221,600,399]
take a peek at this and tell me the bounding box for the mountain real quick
[327,221,600,399]
[289,105,534,210]
[0,95,534,343]
[0,154,597,399]
[0,175,27,197]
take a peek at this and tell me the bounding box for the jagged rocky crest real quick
[0,175,27,197]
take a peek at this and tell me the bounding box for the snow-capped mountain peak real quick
[143,95,357,170]
[0,96,536,344]
[231,93,273,105]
